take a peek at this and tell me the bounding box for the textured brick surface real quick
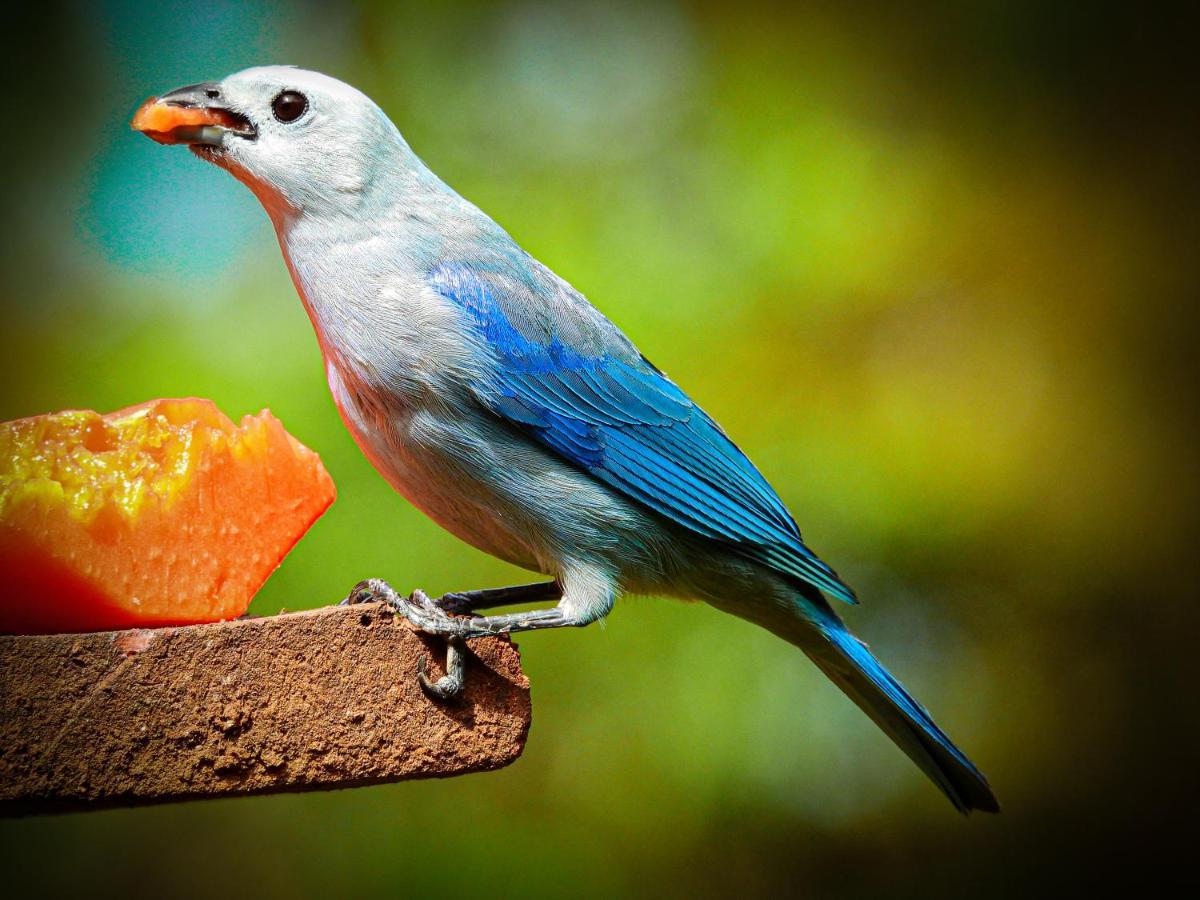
[0,603,530,815]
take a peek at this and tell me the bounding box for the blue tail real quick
[805,619,999,814]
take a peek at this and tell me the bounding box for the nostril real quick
[205,88,220,99]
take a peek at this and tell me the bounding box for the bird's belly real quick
[375,441,550,574]
[324,365,556,572]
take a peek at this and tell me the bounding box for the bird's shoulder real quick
[426,246,642,369]
[425,246,696,432]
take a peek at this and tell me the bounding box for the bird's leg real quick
[436,580,562,614]
[414,602,577,636]
[407,585,584,637]
[347,578,596,638]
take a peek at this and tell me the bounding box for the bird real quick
[132,65,999,814]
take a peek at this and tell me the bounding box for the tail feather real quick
[804,620,999,813]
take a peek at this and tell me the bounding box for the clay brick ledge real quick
[0,602,530,816]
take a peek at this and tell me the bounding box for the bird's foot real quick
[344,579,468,700]
[342,577,583,697]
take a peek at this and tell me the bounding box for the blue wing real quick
[429,257,857,604]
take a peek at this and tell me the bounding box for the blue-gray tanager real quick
[135,67,998,813]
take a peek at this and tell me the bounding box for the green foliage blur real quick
[1,1,1195,895]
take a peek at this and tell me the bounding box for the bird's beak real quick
[131,82,256,146]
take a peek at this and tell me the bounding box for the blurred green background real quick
[1,0,1196,895]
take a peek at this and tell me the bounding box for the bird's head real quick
[133,66,406,218]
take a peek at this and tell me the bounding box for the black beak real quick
[160,82,225,108]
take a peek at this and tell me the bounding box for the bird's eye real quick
[271,91,308,123]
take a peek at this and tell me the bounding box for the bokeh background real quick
[2,0,1196,895]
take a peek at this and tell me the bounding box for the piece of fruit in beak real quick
[130,97,246,145]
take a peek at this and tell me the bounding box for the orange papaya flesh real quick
[0,399,336,634]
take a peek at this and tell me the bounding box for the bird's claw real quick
[342,578,389,607]
[416,636,466,701]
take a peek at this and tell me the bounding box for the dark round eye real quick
[271,90,308,123]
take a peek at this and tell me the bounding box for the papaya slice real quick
[131,97,251,145]
[0,399,336,634]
